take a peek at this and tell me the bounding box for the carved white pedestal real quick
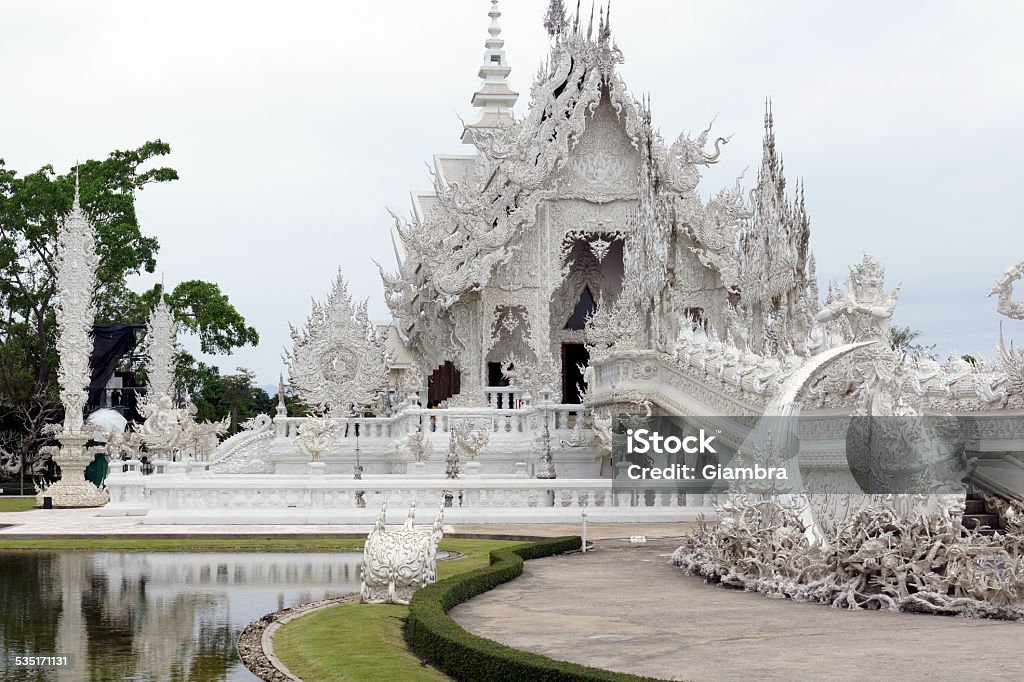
[38,434,108,508]
[166,461,189,477]
[99,469,149,516]
[308,461,326,477]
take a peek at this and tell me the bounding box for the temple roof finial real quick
[277,373,287,417]
[461,0,519,145]
[73,161,81,210]
[544,0,567,37]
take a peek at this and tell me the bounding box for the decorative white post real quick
[39,175,109,507]
[581,507,588,553]
[536,398,557,479]
[137,298,183,471]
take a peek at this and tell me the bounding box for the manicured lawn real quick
[0,537,367,552]
[0,498,36,513]
[274,539,524,682]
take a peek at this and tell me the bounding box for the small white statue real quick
[295,408,338,461]
[360,498,444,605]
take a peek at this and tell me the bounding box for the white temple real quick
[93,0,1024,551]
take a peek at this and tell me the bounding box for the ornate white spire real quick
[276,373,287,417]
[54,166,98,434]
[461,0,519,144]
[144,296,177,401]
[544,0,567,36]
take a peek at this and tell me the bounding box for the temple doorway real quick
[428,361,461,407]
[561,343,590,404]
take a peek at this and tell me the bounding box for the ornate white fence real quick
[104,476,715,524]
[271,403,585,441]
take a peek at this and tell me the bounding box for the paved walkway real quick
[0,507,689,540]
[451,537,1024,682]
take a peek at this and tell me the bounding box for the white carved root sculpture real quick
[360,498,445,605]
[672,494,1024,620]
[295,410,338,461]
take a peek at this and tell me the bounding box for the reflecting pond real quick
[0,551,364,681]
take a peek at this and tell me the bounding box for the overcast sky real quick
[3,0,1022,385]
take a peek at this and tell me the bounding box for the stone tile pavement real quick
[451,537,1024,681]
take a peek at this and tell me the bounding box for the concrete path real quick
[451,537,1024,682]
[0,507,690,540]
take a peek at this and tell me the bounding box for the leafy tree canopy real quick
[0,142,259,464]
[175,353,273,433]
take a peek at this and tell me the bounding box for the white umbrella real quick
[86,408,128,443]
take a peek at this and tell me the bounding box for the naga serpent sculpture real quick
[991,261,1024,403]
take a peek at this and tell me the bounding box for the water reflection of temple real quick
[0,552,361,682]
[96,552,357,590]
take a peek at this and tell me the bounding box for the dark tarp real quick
[88,323,144,408]
[85,453,109,487]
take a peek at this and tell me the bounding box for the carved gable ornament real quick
[287,272,391,411]
[556,99,638,202]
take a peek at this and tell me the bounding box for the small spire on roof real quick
[277,374,287,417]
[73,161,81,210]
[544,0,567,36]
[461,0,519,145]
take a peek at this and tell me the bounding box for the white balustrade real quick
[484,386,526,410]
[106,475,715,524]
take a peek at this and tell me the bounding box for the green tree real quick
[888,325,935,360]
[174,355,274,434]
[0,143,259,477]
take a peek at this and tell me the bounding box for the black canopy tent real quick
[88,323,145,411]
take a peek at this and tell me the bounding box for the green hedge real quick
[405,536,666,682]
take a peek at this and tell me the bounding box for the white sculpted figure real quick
[816,253,899,343]
[991,261,1024,320]
[137,394,184,454]
[445,419,490,479]
[398,426,432,463]
[295,408,338,461]
[360,499,444,605]
[990,261,1024,406]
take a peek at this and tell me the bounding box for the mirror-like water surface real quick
[0,551,364,681]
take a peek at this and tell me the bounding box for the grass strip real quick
[0,498,37,513]
[274,539,521,682]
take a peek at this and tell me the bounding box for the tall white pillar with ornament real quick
[38,174,108,507]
